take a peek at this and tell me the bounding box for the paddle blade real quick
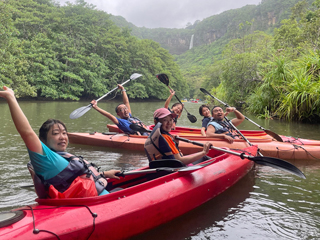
[187,113,197,123]
[200,88,210,96]
[178,165,203,172]
[264,129,283,142]
[251,156,306,179]
[69,104,92,119]
[156,73,169,86]
[130,73,143,80]
[130,124,151,133]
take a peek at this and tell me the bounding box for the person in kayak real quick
[164,89,183,130]
[199,105,213,136]
[91,84,149,135]
[144,108,211,165]
[206,106,245,143]
[0,86,121,199]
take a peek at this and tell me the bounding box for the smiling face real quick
[211,107,224,121]
[171,103,183,116]
[116,104,130,119]
[201,107,211,118]
[159,115,174,132]
[45,123,69,152]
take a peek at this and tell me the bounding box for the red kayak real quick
[0,146,257,240]
[107,124,320,146]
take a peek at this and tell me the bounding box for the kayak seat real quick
[149,159,185,169]
[27,162,48,199]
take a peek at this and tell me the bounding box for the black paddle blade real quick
[250,156,306,179]
[264,129,283,142]
[187,113,197,123]
[149,159,185,168]
[69,104,92,119]
[200,88,210,96]
[156,73,169,86]
[130,124,151,133]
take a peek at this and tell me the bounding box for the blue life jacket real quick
[117,114,148,135]
[207,120,237,138]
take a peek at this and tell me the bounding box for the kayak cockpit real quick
[35,148,229,206]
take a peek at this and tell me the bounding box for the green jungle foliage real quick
[113,0,318,121]
[213,0,320,121]
[0,0,189,100]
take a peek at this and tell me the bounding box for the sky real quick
[56,0,262,29]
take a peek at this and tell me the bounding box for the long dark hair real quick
[39,119,67,142]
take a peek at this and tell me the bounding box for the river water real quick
[1,100,320,239]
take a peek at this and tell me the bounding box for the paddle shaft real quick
[175,136,253,159]
[200,88,283,142]
[167,85,192,116]
[204,89,269,130]
[96,78,132,103]
[129,123,305,178]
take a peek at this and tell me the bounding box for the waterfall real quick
[189,34,194,50]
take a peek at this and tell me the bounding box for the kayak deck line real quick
[68,131,320,161]
[108,124,320,146]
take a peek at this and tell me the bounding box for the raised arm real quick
[0,86,42,154]
[226,107,245,127]
[164,89,175,109]
[118,84,131,114]
[91,100,119,125]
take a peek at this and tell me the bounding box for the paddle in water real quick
[200,88,283,142]
[69,73,143,119]
[156,73,197,123]
[129,124,306,179]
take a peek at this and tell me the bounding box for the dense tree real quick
[1,0,188,100]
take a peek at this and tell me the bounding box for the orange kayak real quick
[107,124,320,146]
[68,131,320,161]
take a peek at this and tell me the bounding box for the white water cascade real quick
[189,34,194,50]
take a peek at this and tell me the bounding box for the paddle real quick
[69,73,143,119]
[115,164,203,177]
[156,73,197,123]
[129,124,306,179]
[21,163,203,188]
[200,88,283,142]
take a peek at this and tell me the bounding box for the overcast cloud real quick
[57,0,262,28]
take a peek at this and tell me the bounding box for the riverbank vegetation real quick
[199,0,320,121]
[2,0,320,122]
[0,0,189,100]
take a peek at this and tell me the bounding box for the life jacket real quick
[119,114,148,135]
[27,152,107,199]
[207,120,239,138]
[144,122,181,162]
[128,116,149,135]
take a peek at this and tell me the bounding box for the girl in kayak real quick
[144,108,211,165]
[199,105,213,136]
[0,86,120,199]
[164,89,183,130]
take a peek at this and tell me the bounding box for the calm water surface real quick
[1,100,320,240]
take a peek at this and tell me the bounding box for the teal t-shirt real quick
[28,142,108,195]
[28,142,69,180]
